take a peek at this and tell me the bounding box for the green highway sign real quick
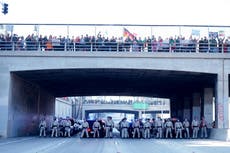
[132,102,149,110]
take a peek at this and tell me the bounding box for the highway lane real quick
[0,136,230,153]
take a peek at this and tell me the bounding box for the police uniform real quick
[105,117,114,138]
[144,119,151,139]
[192,119,199,138]
[64,119,72,137]
[58,119,65,137]
[81,120,89,138]
[39,119,46,137]
[93,120,101,138]
[139,120,145,138]
[155,118,163,138]
[183,119,190,138]
[175,120,183,138]
[120,118,129,138]
[200,117,208,138]
[165,119,173,138]
[51,118,59,137]
[132,119,140,138]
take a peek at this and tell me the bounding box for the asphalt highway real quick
[0,136,230,153]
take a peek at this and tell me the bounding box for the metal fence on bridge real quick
[0,24,230,53]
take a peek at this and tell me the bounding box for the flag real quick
[191,29,200,36]
[218,30,225,37]
[123,28,135,40]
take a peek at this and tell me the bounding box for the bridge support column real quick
[138,111,142,119]
[192,93,201,120]
[0,68,10,137]
[203,88,214,124]
[210,73,230,141]
[170,97,178,118]
[177,97,184,120]
[183,97,191,121]
[8,74,55,137]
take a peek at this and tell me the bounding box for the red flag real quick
[123,28,135,40]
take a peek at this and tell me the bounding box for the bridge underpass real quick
[11,69,216,133]
[0,52,229,141]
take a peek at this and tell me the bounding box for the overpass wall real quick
[0,52,224,74]
[0,66,10,137]
[7,74,55,137]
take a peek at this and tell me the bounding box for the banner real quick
[208,32,218,39]
[191,29,200,36]
[5,25,13,33]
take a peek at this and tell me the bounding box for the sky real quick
[1,0,230,38]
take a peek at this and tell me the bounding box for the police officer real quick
[51,117,59,137]
[192,118,199,138]
[105,116,114,138]
[81,119,89,138]
[165,118,173,138]
[183,118,190,138]
[64,119,72,137]
[39,118,47,137]
[93,119,101,138]
[120,118,129,138]
[144,118,151,139]
[139,119,145,138]
[58,118,65,137]
[200,116,208,138]
[155,117,163,139]
[175,119,183,139]
[151,118,156,138]
[132,119,140,138]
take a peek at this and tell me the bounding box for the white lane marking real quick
[35,139,68,153]
[0,137,34,146]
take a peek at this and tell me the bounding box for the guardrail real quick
[0,24,230,53]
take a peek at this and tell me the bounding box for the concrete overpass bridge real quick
[82,102,170,119]
[0,51,229,140]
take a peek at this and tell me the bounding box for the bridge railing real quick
[0,24,230,53]
[0,40,226,53]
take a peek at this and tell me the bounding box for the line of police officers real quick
[39,116,209,139]
[39,117,75,138]
[118,116,209,139]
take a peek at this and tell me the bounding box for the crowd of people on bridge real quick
[82,99,168,106]
[1,32,230,52]
[39,115,211,139]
